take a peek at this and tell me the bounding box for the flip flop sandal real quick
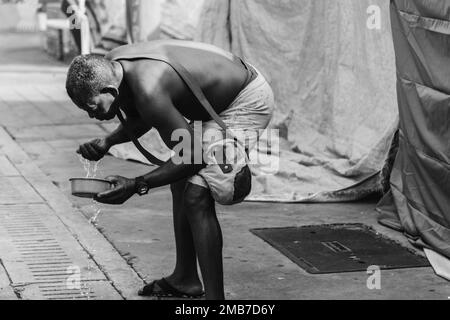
[138,278,205,299]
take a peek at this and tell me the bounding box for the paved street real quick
[0,32,448,300]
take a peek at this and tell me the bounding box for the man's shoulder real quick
[105,44,137,61]
[106,43,173,93]
[106,41,171,61]
[106,40,233,60]
[123,59,173,100]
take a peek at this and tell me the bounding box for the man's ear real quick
[101,86,119,98]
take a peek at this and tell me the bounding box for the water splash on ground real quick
[75,156,103,299]
[78,155,103,226]
[88,204,102,226]
[78,155,100,179]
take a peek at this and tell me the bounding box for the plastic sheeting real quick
[110,0,400,202]
[377,0,450,260]
[194,0,399,202]
[160,0,205,39]
[124,0,205,42]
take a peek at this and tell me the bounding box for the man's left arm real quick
[137,93,205,189]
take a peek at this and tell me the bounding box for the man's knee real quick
[184,183,214,213]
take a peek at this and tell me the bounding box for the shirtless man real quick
[66,40,274,300]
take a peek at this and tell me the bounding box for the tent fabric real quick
[110,0,400,202]
[377,0,450,259]
[424,249,450,281]
[194,0,399,202]
[160,0,206,39]
[124,0,206,42]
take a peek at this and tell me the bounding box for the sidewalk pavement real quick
[0,32,145,300]
[0,32,449,300]
[0,121,144,300]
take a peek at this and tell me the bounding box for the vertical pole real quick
[79,0,86,13]
[79,0,91,55]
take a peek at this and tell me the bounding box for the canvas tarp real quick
[124,0,206,41]
[110,0,399,202]
[377,0,450,262]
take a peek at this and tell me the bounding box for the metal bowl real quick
[70,178,113,199]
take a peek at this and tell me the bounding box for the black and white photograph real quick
[0,0,448,311]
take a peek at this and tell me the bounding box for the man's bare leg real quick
[184,183,225,300]
[164,179,204,295]
[141,179,204,297]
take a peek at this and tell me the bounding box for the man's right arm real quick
[78,116,151,161]
[105,116,150,147]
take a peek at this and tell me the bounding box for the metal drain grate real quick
[0,204,109,299]
[37,283,96,300]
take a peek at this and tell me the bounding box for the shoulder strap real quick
[116,110,165,166]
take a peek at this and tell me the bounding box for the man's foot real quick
[138,278,205,299]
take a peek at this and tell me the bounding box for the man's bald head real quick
[66,54,116,107]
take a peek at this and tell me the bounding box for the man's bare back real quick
[107,40,251,121]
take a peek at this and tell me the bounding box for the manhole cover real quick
[251,224,430,274]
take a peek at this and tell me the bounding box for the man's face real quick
[79,91,118,121]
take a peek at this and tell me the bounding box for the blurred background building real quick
[0,0,204,60]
